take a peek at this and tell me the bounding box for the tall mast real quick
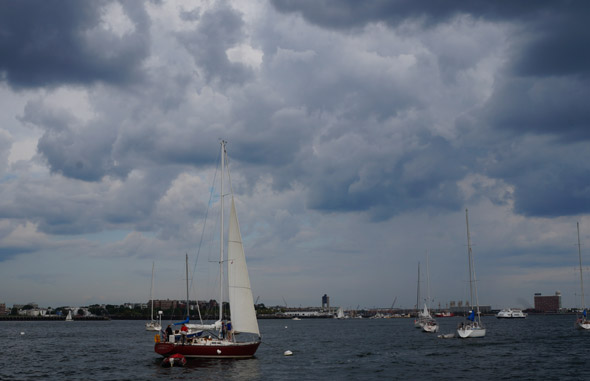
[219,141,226,322]
[150,262,155,321]
[578,222,585,310]
[185,253,189,319]
[426,250,431,309]
[416,261,420,310]
[465,209,474,309]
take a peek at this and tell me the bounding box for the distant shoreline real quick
[0,316,110,321]
[0,312,578,321]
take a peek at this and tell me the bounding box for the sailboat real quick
[422,251,439,333]
[65,310,73,322]
[154,141,261,358]
[146,262,162,331]
[575,222,590,330]
[414,262,431,328]
[456,209,486,339]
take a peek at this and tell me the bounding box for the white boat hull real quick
[146,322,162,331]
[457,327,486,338]
[575,319,590,330]
[422,322,439,333]
[496,309,527,319]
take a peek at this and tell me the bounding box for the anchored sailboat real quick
[575,222,590,330]
[146,262,162,331]
[414,262,428,328]
[456,209,486,339]
[154,141,261,358]
[422,251,439,333]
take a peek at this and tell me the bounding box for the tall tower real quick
[322,294,330,309]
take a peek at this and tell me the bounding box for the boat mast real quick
[426,250,430,310]
[185,253,189,319]
[150,262,155,321]
[219,140,226,323]
[416,261,420,310]
[465,209,474,311]
[578,222,585,310]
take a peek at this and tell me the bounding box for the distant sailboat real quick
[422,251,439,333]
[575,222,590,330]
[456,209,486,339]
[414,262,428,328]
[146,262,162,331]
[65,310,73,322]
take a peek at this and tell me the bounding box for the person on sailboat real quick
[181,324,188,344]
[226,322,233,340]
[165,325,173,342]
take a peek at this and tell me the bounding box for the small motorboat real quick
[161,353,187,368]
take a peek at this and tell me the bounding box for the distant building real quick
[534,291,561,312]
[153,299,180,310]
[0,303,6,315]
[322,294,330,309]
[450,304,492,315]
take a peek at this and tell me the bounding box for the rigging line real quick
[224,147,236,200]
[190,145,221,324]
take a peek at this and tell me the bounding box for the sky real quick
[1,0,590,311]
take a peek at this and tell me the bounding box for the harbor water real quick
[1,315,589,380]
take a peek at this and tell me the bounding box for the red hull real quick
[155,341,261,358]
[434,312,454,318]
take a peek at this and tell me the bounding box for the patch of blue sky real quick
[0,174,17,183]
[68,229,145,243]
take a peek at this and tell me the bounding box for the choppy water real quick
[1,315,589,380]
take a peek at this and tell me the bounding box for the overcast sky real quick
[1,0,589,311]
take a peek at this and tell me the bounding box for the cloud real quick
[269,0,552,30]
[0,0,150,89]
[1,0,590,309]
[177,3,254,87]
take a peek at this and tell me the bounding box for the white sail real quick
[227,197,260,336]
[422,304,431,319]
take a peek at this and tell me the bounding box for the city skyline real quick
[1,1,590,310]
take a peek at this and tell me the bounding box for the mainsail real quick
[227,197,260,336]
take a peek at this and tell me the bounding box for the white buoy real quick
[285,326,288,328]
[20,332,25,335]
[217,349,222,354]
[284,350,293,356]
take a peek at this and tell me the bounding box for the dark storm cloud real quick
[270,0,553,30]
[510,7,590,78]
[101,167,181,229]
[268,0,590,219]
[306,134,465,220]
[0,0,150,89]
[483,77,590,141]
[177,4,253,87]
[20,99,127,181]
[482,137,590,218]
[271,1,590,78]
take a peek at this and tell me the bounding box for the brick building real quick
[534,292,562,312]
